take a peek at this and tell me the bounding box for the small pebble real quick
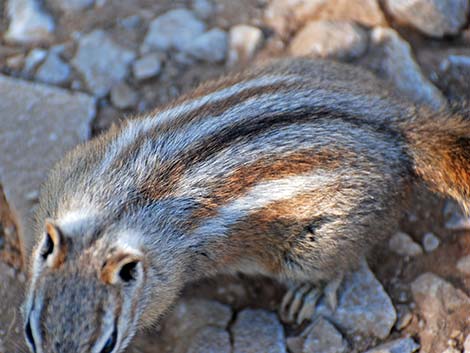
[422,232,440,252]
[456,255,470,275]
[24,48,48,74]
[133,53,162,81]
[110,83,138,109]
[228,24,264,66]
[6,54,24,70]
[389,232,423,256]
[36,52,71,85]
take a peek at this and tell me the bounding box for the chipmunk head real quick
[23,218,150,353]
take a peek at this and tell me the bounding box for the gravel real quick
[411,273,470,352]
[48,0,95,13]
[289,20,368,60]
[232,309,286,353]
[4,0,55,44]
[72,30,136,97]
[24,48,48,73]
[141,9,206,53]
[385,0,469,37]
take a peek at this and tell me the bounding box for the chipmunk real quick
[23,58,469,353]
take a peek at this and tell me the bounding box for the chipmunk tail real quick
[403,107,470,214]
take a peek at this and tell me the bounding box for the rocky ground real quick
[0,0,470,352]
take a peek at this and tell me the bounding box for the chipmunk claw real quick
[279,274,344,325]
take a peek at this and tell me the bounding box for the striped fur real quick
[24,58,470,353]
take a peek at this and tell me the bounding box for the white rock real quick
[72,30,136,97]
[186,28,228,63]
[110,83,138,109]
[35,52,71,85]
[132,53,162,81]
[264,0,387,38]
[23,48,48,73]
[0,75,95,255]
[232,309,286,353]
[422,232,440,252]
[5,0,55,44]
[365,338,420,353]
[389,232,423,256]
[385,0,469,37]
[464,334,470,353]
[141,9,206,53]
[457,255,470,275]
[228,24,264,66]
[302,317,348,353]
[289,20,368,60]
[369,27,447,111]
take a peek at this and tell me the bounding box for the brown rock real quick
[0,75,95,259]
[411,273,470,353]
[289,20,368,60]
[265,0,386,38]
[384,0,469,38]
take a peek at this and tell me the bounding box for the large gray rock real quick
[35,52,71,85]
[289,20,368,60]
[4,0,55,44]
[385,0,469,37]
[0,75,95,257]
[317,260,396,339]
[302,317,348,353]
[72,30,136,97]
[186,327,231,353]
[232,309,286,353]
[411,273,470,353]
[368,27,447,111]
[185,28,228,63]
[141,9,206,53]
[365,338,420,353]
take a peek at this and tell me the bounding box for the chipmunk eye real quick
[119,261,138,282]
[41,232,54,259]
[100,327,117,353]
[25,317,36,353]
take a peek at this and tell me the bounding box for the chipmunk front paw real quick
[279,274,343,325]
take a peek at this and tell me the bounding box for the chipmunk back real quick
[23,58,470,353]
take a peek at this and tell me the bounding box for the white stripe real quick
[95,75,301,176]
[192,172,334,237]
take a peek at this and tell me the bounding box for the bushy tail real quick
[402,108,470,213]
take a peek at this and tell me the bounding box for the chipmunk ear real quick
[100,250,143,285]
[42,219,67,269]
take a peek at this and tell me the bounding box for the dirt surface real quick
[1,0,470,352]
